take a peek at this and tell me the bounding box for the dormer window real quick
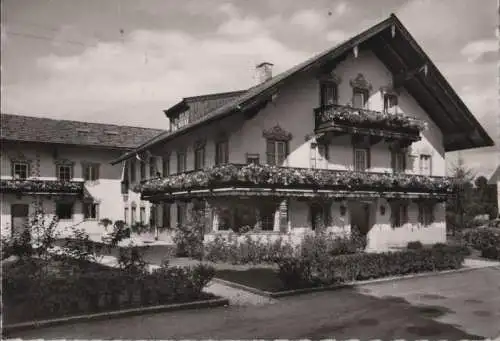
[384,93,398,114]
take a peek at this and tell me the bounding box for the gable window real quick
[83,203,99,220]
[266,140,288,166]
[162,156,170,176]
[83,163,100,181]
[246,153,260,165]
[57,164,73,181]
[177,150,187,173]
[162,203,171,228]
[354,148,369,172]
[391,150,406,173]
[320,81,338,107]
[56,203,73,220]
[140,161,146,180]
[194,143,206,170]
[418,203,435,226]
[149,157,157,177]
[419,154,432,176]
[12,162,29,180]
[215,139,229,165]
[352,88,369,109]
[384,93,398,114]
[391,202,409,228]
[130,159,137,182]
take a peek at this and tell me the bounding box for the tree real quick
[446,157,476,234]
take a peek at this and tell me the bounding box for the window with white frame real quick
[310,143,329,169]
[383,93,398,114]
[140,207,146,225]
[162,156,170,176]
[352,88,369,109]
[320,81,338,107]
[177,150,187,173]
[194,144,205,170]
[392,150,406,173]
[260,204,275,231]
[266,140,288,166]
[354,148,369,172]
[83,203,98,220]
[83,163,100,181]
[215,139,229,165]
[57,164,72,181]
[391,202,409,228]
[418,203,435,226]
[149,157,157,177]
[419,154,432,176]
[12,162,29,179]
[131,205,137,225]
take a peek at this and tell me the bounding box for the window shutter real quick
[418,204,423,224]
[96,164,100,180]
[266,140,275,165]
[391,151,396,172]
[366,148,371,169]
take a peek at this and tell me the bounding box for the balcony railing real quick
[314,104,427,138]
[0,179,85,195]
[135,163,453,198]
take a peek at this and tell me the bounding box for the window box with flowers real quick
[0,179,85,195]
[134,163,454,198]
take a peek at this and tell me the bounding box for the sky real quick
[1,0,499,178]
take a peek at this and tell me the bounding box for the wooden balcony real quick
[314,104,427,142]
[0,179,85,195]
[136,163,453,201]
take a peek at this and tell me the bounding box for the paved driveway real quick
[7,267,500,340]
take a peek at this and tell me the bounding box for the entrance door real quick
[11,204,29,237]
[349,202,371,235]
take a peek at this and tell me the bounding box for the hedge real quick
[277,244,467,289]
[3,260,215,324]
[462,228,500,260]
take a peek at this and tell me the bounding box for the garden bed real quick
[3,257,216,325]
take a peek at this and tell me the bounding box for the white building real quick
[0,114,163,239]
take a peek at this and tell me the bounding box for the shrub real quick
[276,257,314,289]
[118,246,147,273]
[462,227,500,260]
[407,241,423,250]
[203,235,295,265]
[174,209,205,259]
[3,258,215,324]
[276,245,466,289]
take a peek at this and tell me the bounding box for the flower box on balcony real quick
[135,163,453,198]
[314,104,427,136]
[0,179,85,195]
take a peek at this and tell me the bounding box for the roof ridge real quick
[0,113,165,132]
[184,89,247,101]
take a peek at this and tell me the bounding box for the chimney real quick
[256,62,273,84]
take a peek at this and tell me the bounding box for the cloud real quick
[3,12,309,128]
[290,9,328,33]
[461,39,497,62]
[333,2,349,16]
[326,29,349,43]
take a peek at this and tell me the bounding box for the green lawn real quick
[215,268,289,292]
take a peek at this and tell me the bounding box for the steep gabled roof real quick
[111,14,494,165]
[488,166,500,184]
[1,113,165,150]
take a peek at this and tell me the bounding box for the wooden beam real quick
[393,64,427,89]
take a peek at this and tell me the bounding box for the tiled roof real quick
[1,113,165,149]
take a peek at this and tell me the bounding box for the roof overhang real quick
[111,14,494,165]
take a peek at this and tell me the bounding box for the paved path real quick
[7,267,500,340]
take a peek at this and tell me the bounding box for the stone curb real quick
[214,265,499,299]
[2,297,229,334]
